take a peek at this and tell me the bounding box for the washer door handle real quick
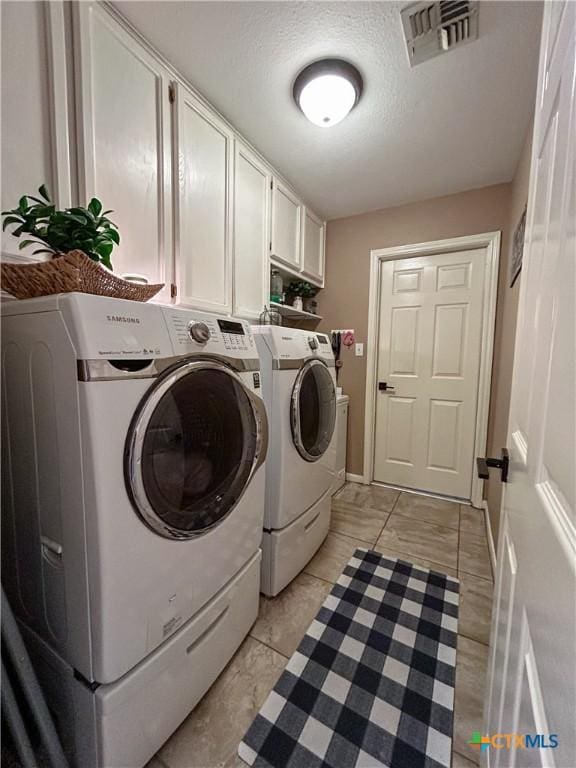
[41,535,62,557]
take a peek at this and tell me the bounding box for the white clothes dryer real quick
[1,293,268,767]
[253,326,336,596]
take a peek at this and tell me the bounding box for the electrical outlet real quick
[355,343,364,357]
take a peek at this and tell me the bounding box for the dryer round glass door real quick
[291,360,336,462]
[125,361,267,539]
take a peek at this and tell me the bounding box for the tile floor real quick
[149,483,494,768]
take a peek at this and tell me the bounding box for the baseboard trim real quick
[482,500,497,579]
[372,481,466,505]
[345,472,366,484]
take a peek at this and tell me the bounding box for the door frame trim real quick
[363,231,501,507]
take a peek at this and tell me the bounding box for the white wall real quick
[1,2,54,258]
[1,1,73,262]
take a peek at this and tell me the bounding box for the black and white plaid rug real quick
[239,549,459,768]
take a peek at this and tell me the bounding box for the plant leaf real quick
[67,207,92,217]
[88,198,102,217]
[28,205,54,218]
[100,254,113,270]
[65,213,89,225]
[94,241,113,259]
[2,215,24,231]
[4,189,118,266]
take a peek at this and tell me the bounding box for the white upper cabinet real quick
[174,84,233,314]
[270,178,302,271]
[301,208,325,285]
[71,2,325,310]
[233,142,271,320]
[74,3,173,301]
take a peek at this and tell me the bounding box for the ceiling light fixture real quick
[293,59,363,128]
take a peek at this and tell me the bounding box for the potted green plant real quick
[2,185,119,269]
[1,185,163,301]
[287,280,318,313]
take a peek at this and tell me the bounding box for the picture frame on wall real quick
[510,206,527,287]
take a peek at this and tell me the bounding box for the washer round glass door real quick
[291,359,336,462]
[125,360,266,539]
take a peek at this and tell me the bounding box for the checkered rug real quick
[239,549,459,768]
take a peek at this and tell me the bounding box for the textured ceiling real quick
[113,1,542,220]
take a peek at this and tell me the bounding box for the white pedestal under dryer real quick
[1,293,268,768]
[252,326,337,596]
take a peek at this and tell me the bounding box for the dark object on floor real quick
[239,550,459,768]
[1,587,68,768]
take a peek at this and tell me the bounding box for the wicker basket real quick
[0,250,164,302]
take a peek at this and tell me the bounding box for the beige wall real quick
[319,164,531,538]
[484,126,533,537]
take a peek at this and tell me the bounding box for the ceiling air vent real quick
[401,0,479,67]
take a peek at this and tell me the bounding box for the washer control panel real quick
[217,318,251,352]
[252,326,335,364]
[162,308,256,357]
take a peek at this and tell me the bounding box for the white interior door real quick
[373,249,487,499]
[485,5,575,767]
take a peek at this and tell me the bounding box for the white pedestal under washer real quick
[1,293,268,767]
[252,326,336,596]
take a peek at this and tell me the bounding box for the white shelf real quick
[270,259,323,288]
[270,301,322,321]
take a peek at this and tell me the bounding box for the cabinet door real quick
[270,178,301,270]
[301,208,325,285]
[74,3,172,302]
[174,84,233,314]
[233,143,271,320]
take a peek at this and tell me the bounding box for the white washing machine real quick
[253,326,336,596]
[1,293,268,768]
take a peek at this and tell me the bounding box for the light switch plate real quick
[355,343,364,357]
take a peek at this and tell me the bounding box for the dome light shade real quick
[293,59,363,128]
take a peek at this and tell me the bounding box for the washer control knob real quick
[189,321,210,344]
[308,336,318,350]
